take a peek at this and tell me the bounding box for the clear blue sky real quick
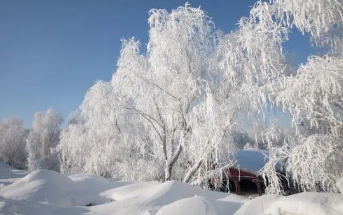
[0,0,316,128]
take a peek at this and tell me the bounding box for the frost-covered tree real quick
[0,117,28,169]
[111,4,241,183]
[59,2,293,185]
[59,81,127,177]
[59,1,343,192]
[248,0,343,193]
[59,5,255,183]
[27,108,63,172]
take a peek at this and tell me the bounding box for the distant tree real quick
[0,117,28,169]
[27,108,63,172]
[66,109,84,125]
[59,81,125,177]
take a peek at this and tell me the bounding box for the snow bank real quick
[266,192,343,215]
[2,167,343,215]
[0,162,27,188]
[0,162,12,176]
[156,196,242,215]
[0,195,90,215]
[70,174,133,194]
[90,180,240,215]
[235,192,343,215]
[234,194,280,215]
[141,180,231,205]
[337,178,343,193]
[0,170,112,206]
[100,181,159,201]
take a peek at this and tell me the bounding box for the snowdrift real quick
[236,192,343,215]
[0,195,89,215]
[156,196,242,215]
[1,168,343,215]
[90,180,242,215]
[0,162,27,188]
[0,169,122,207]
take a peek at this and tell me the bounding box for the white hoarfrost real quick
[27,108,63,172]
[0,117,28,170]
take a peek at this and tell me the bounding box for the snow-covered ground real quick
[0,162,28,188]
[0,163,342,215]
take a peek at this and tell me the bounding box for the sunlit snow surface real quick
[0,163,342,215]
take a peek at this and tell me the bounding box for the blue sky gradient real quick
[0,0,316,128]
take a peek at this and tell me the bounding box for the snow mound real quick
[2,167,342,215]
[0,196,90,215]
[70,174,132,194]
[336,178,343,194]
[0,162,12,176]
[266,192,343,215]
[142,180,231,206]
[91,180,240,215]
[156,195,242,215]
[235,192,343,215]
[234,194,280,215]
[0,169,110,206]
[100,181,159,201]
[219,194,247,203]
[0,162,27,188]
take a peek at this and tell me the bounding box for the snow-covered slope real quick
[0,195,90,215]
[0,169,131,207]
[0,162,27,188]
[0,169,109,206]
[156,196,242,215]
[0,167,343,215]
[236,192,343,215]
[90,180,243,215]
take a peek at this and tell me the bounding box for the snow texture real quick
[1,164,343,215]
[0,162,27,188]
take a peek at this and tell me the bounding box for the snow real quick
[90,180,240,215]
[100,181,159,201]
[236,192,343,215]
[0,162,27,188]
[266,192,343,215]
[0,169,132,207]
[234,194,280,215]
[0,169,110,207]
[0,164,343,215]
[156,196,242,215]
[337,178,343,194]
[0,196,89,215]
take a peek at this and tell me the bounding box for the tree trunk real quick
[183,159,203,183]
[165,160,172,181]
[164,144,183,181]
